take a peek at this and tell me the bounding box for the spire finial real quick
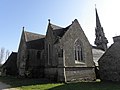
[48,19,50,23]
[95,4,96,8]
[23,26,25,30]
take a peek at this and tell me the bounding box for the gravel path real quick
[0,82,11,90]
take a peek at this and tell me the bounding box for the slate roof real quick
[53,25,71,37]
[47,23,72,45]
[98,41,120,63]
[2,52,17,68]
[50,23,63,30]
[49,22,71,38]
[26,38,45,50]
[24,31,45,50]
[92,46,105,66]
[24,31,45,42]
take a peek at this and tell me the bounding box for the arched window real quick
[74,39,84,63]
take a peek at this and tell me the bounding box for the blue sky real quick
[0,0,120,52]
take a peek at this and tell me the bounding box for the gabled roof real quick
[23,31,45,50]
[92,46,105,51]
[47,22,71,44]
[98,41,120,63]
[48,21,71,38]
[52,25,71,38]
[2,52,17,68]
[92,46,105,66]
[47,19,82,44]
[50,23,63,30]
[24,31,45,42]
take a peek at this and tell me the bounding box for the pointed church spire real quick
[94,7,108,51]
[95,7,101,28]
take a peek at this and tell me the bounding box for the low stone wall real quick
[65,67,96,82]
[44,67,96,82]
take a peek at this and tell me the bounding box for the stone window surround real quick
[74,39,85,64]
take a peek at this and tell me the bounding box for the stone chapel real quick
[1,8,109,82]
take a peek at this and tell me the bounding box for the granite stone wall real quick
[65,67,95,82]
[99,41,120,81]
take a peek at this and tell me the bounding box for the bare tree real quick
[0,47,5,64]
[5,50,10,61]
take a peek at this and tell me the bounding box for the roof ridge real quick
[50,23,63,30]
[24,30,45,36]
[24,30,45,42]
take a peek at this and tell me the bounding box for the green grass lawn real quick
[0,76,120,90]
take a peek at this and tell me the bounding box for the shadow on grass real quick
[49,82,120,90]
[0,76,51,88]
[1,76,120,90]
